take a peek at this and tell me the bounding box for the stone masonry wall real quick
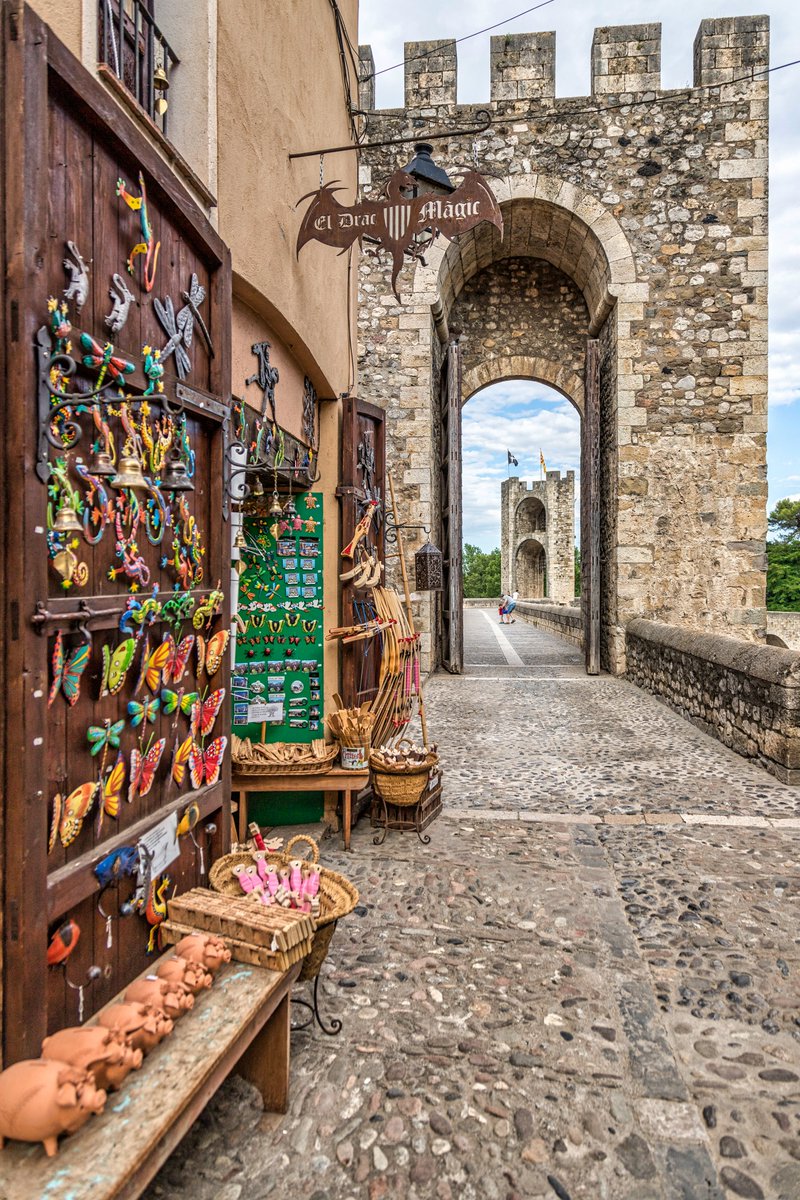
[357,17,770,674]
[501,473,575,602]
[626,618,800,784]
[766,612,800,652]
[516,600,584,647]
[452,257,588,405]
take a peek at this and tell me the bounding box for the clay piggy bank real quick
[173,933,231,974]
[124,976,194,1020]
[98,1002,173,1055]
[0,1059,106,1157]
[156,955,212,995]
[41,1026,142,1091]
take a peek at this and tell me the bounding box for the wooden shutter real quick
[582,338,601,675]
[440,339,463,674]
[1,6,231,1061]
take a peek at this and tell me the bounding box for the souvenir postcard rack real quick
[0,10,232,1063]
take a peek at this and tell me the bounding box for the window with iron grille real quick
[98,0,178,135]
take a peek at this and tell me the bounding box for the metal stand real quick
[291,973,343,1037]
[372,786,432,847]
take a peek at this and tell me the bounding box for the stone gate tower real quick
[501,472,575,603]
[356,16,769,675]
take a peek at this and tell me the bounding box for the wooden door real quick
[440,339,463,674]
[581,339,601,675]
[1,5,232,1062]
[337,396,385,707]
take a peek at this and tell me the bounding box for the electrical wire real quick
[364,0,556,80]
[328,0,366,146]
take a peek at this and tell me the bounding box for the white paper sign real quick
[248,700,284,724]
[138,810,180,878]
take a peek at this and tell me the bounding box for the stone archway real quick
[515,537,547,598]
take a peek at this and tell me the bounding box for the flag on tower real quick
[540,449,547,473]
[507,450,518,467]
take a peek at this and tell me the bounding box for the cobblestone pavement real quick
[146,611,800,1200]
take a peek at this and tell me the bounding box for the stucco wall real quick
[626,618,800,785]
[218,0,359,402]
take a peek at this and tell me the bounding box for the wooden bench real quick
[233,766,370,851]
[0,956,301,1200]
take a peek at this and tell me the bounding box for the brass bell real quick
[283,496,297,518]
[153,64,170,92]
[52,547,78,583]
[161,449,193,492]
[250,475,265,498]
[268,491,283,516]
[111,453,148,490]
[233,528,247,552]
[53,504,83,533]
[88,447,116,477]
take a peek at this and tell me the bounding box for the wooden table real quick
[232,766,370,851]
[0,957,300,1200]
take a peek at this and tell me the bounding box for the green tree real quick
[574,546,581,597]
[463,544,501,598]
[767,497,800,611]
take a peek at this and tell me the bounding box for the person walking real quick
[500,592,517,624]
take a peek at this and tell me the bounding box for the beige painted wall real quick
[217,0,359,402]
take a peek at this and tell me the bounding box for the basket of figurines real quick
[209,834,358,979]
[369,739,439,807]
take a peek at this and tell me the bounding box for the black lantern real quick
[403,143,455,196]
[415,539,443,591]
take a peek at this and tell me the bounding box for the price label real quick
[138,810,179,878]
[248,700,284,724]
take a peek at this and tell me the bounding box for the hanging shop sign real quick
[296,167,504,299]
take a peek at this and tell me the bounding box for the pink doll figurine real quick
[232,863,256,894]
[289,860,303,896]
[304,866,321,900]
[265,867,280,897]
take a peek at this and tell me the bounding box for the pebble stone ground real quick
[146,609,800,1200]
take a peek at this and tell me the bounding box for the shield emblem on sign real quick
[386,203,412,244]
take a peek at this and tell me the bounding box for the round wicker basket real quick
[209,835,358,980]
[232,743,339,776]
[369,741,439,808]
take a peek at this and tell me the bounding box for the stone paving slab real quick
[145,614,799,1200]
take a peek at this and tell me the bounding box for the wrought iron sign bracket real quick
[384,513,430,547]
[288,109,493,161]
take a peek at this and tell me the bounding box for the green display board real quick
[233,493,324,743]
[233,494,325,825]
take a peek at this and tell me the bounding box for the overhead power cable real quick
[364,0,557,80]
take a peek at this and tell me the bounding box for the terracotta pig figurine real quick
[0,1059,106,1157]
[98,1002,173,1055]
[41,1026,142,1092]
[173,933,231,974]
[156,955,213,995]
[124,976,194,1021]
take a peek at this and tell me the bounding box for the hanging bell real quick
[283,496,298,518]
[268,491,283,516]
[88,447,116,477]
[53,504,83,533]
[52,547,78,583]
[233,528,247,552]
[161,449,194,492]
[250,474,265,498]
[153,64,170,92]
[110,453,148,490]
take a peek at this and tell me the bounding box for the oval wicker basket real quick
[232,743,339,777]
[209,835,358,980]
[369,741,439,808]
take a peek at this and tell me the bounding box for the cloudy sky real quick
[361,0,800,550]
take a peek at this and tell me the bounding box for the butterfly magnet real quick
[59,781,99,847]
[87,718,125,757]
[129,737,166,803]
[161,633,195,687]
[135,637,171,695]
[190,689,226,739]
[127,695,161,727]
[100,638,136,697]
[48,632,91,707]
[189,736,227,789]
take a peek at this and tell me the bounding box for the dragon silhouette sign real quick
[296,168,503,300]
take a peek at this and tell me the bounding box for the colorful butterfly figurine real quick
[191,688,226,739]
[59,780,98,847]
[197,629,229,678]
[101,753,126,820]
[48,632,91,707]
[161,633,195,687]
[127,695,161,728]
[129,737,166,803]
[171,734,193,787]
[48,791,62,854]
[135,637,171,695]
[100,638,137,697]
[189,736,227,789]
[160,688,198,719]
[87,718,125,757]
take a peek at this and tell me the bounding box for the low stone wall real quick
[515,601,584,648]
[463,597,502,608]
[767,611,800,651]
[626,618,800,785]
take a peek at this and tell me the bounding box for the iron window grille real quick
[98,0,178,136]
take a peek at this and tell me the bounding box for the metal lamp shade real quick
[414,540,443,591]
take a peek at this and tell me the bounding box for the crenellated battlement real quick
[358,15,769,111]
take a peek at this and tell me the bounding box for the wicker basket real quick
[209,835,358,980]
[369,741,440,808]
[232,742,339,777]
